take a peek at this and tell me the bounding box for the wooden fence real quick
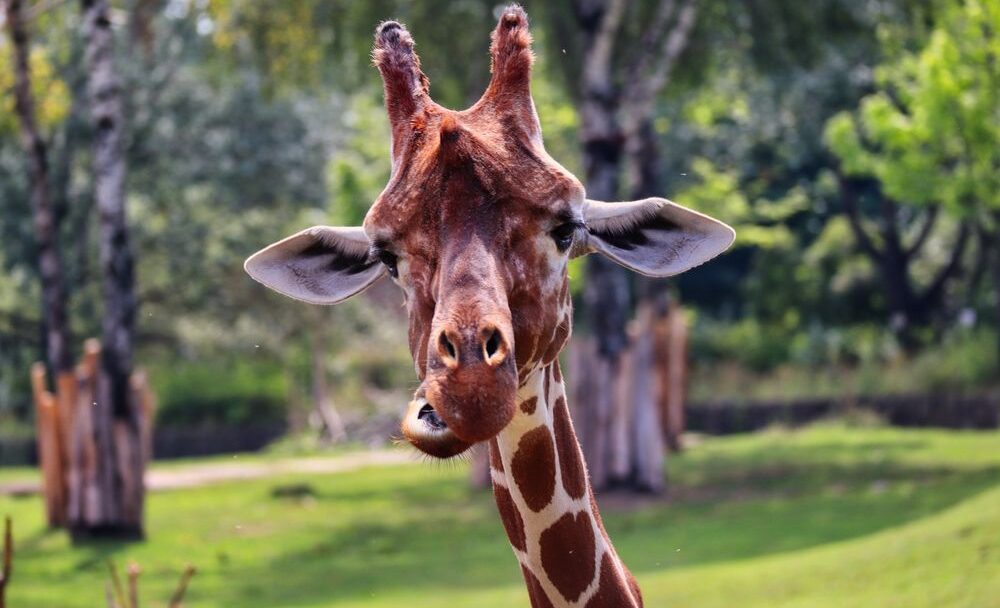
[687,392,1000,434]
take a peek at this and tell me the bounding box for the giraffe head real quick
[245,6,734,459]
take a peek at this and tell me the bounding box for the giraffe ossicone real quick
[246,5,733,606]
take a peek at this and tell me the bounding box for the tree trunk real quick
[66,340,152,539]
[5,0,74,376]
[310,317,346,443]
[993,214,1000,368]
[574,0,629,491]
[656,297,688,452]
[627,302,665,492]
[570,0,697,493]
[76,0,145,539]
[838,176,973,348]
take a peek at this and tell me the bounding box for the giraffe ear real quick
[245,226,385,304]
[578,198,735,277]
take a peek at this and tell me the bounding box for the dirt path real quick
[0,449,415,497]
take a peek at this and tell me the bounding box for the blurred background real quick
[0,0,997,606]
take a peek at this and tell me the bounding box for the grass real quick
[0,424,997,607]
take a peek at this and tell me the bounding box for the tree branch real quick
[837,173,883,261]
[905,204,939,259]
[920,221,971,310]
[580,0,628,96]
[622,0,698,132]
[4,0,74,373]
[625,0,678,96]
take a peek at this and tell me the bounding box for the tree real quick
[4,0,74,377]
[546,0,700,492]
[70,0,144,538]
[825,0,999,351]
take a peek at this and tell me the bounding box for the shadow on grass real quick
[210,458,998,606]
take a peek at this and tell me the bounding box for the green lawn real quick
[1,424,998,607]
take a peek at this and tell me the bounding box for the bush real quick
[691,317,795,372]
[907,329,998,393]
[152,360,287,427]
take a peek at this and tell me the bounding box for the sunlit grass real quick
[0,424,997,607]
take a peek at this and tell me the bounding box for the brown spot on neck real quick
[521,566,555,608]
[539,511,597,602]
[585,553,643,607]
[511,425,556,512]
[489,437,504,472]
[520,396,538,414]
[553,396,587,499]
[493,483,526,552]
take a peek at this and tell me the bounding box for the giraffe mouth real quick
[401,393,473,459]
[417,402,447,430]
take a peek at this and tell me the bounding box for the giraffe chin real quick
[401,396,473,459]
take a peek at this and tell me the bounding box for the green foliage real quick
[1,426,998,606]
[825,0,1000,216]
[152,360,287,427]
[675,157,804,250]
[691,317,798,371]
[906,328,999,392]
[0,45,70,136]
[327,94,392,225]
[690,327,997,402]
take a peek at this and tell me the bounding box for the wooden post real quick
[626,302,666,493]
[55,372,78,493]
[608,340,633,484]
[468,444,491,490]
[0,516,12,608]
[668,307,688,450]
[168,565,196,608]
[30,364,66,527]
[569,337,614,490]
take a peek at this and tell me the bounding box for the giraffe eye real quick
[377,250,399,278]
[551,222,578,252]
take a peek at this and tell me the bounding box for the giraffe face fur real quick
[367,110,581,456]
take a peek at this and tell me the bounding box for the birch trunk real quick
[76,0,145,538]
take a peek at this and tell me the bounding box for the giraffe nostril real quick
[438,331,458,364]
[482,327,508,366]
[485,329,501,359]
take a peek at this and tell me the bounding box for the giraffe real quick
[245,6,734,606]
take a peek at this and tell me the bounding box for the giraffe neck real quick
[488,362,642,608]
